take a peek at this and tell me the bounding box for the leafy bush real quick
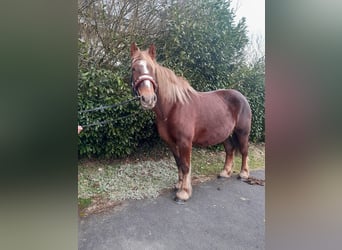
[78,67,157,158]
[154,0,248,91]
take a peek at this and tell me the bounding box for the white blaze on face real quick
[138,60,152,88]
[138,60,149,74]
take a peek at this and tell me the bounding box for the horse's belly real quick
[193,122,234,146]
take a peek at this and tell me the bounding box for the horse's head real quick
[130,43,158,109]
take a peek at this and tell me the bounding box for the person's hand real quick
[78,125,83,134]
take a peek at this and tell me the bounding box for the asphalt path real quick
[79,170,265,250]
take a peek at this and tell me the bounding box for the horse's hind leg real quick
[219,137,235,178]
[236,132,250,179]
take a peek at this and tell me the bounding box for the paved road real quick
[79,170,265,250]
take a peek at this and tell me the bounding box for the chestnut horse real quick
[130,43,252,202]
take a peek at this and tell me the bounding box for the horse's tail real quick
[230,132,240,152]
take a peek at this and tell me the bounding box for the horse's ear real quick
[148,44,156,60]
[130,42,139,57]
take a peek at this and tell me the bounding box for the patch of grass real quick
[191,148,225,176]
[78,198,92,210]
[78,158,177,202]
[192,143,265,176]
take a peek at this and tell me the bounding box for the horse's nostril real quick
[141,96,146,102]
[153,95,157,102]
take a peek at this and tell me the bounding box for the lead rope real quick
[78,96,141,128]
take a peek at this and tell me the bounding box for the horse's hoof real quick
[238,174,249,180]
[218,170,232,179]
[174,197,186,205]
[176,189,191,201]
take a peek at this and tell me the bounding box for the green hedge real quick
[78,67,157,158]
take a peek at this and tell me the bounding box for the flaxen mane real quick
[132,50,198,104]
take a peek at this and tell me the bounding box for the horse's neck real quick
[153,96,174,122]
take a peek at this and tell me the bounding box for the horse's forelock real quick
[132,50,156,69]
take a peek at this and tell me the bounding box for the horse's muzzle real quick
[133,76,158,109]
[140,92,157,109]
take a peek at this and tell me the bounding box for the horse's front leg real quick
[176,167,183,190]
[172,153,183,190]
[169,145,183,190]
[175,143,192,201]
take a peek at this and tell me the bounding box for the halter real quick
[131,74,158,97]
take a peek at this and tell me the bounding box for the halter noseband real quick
[131,74,158,97]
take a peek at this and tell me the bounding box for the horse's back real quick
[197,89,251,115]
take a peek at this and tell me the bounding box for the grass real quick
[78,142,264,216]
[192,143,265,176]
[78,198,92,210]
